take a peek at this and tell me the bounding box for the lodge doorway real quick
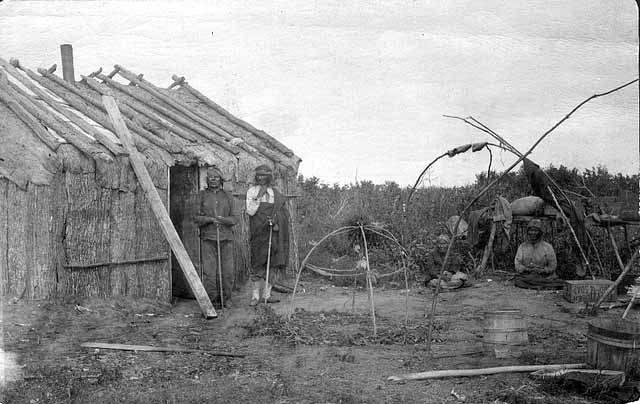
[169,164,202,298]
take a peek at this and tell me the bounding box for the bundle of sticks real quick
[623,276,640,319]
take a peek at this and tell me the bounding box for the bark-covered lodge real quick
[0,56,301,302]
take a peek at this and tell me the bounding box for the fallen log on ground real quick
[388,363,588,381]
[80,342,245,357]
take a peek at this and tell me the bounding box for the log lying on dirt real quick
[80,342,245,357]
[388,363,588,381]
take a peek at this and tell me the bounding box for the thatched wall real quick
[0,144,171,301]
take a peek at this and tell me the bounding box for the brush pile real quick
[244,306,444,346]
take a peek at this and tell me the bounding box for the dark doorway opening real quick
[169,164,201,298]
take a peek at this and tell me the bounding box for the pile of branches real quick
[244,306,444,346]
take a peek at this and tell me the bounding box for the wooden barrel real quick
[587,319,640,378]
[484,310,529,359]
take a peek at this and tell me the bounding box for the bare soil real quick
[2,275,639,404]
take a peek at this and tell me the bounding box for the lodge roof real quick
[0,57,301,188]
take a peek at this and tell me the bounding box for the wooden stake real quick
[360,225,377,337]
[103,95,217,319]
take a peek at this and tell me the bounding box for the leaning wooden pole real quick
[606,225,626,273]
[102,94,217,319]
[476,222,496,275]
[548,186,594,278]
[591,249,639,313]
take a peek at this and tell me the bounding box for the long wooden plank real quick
[388,363,588,381]
[80,342,244,357]
[102,94,216,318]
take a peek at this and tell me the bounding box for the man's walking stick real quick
[213,204,224,308]
[197,226,203,280]
[264,219,274,303]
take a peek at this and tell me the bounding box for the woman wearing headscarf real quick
[514,219,563,289]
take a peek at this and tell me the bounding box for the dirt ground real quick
[2,274,639,404]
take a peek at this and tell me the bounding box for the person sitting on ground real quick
[425,234,469,290]
[514,219,564,290]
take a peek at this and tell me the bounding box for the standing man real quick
[246,164,290,306]
[194,167,239,307]
[514,219,563,289]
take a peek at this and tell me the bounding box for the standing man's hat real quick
[255,165,273,175]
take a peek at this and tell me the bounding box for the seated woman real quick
[425,234,469,290]
[514,219,564,289]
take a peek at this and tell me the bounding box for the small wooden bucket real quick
[587,319,640,378]
[484,310,529,359]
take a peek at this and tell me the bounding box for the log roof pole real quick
[89,78,201,143]
[114,65,281,163]
[42,69,152,133]
[0,58,124,156]
[27,70,174,165]
[0,89,63,151]
[3,79,112,163]
[60,44,75,84]
[78,76,203,160]
[92,73,242,154]
[170,74,295,157]
[35,69,179,153]
[96,74,240,154]
[102,94,217,319]
[0,70,63,151]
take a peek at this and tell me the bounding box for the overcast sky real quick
[1,0,638,186]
